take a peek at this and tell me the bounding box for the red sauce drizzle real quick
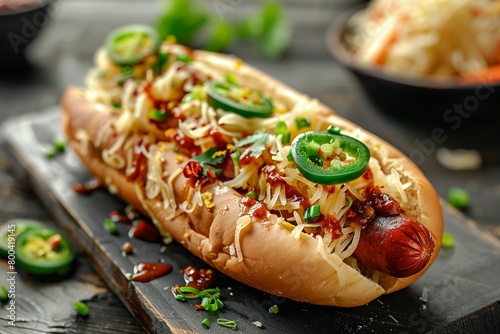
[182,266,216,290]
[72,178,103,194]
[132,262,173,282]
[240,196,269,219]
[129,220,163,243]
[169,129,200,157]
[263,165,310,208]
[210,129,228,149]
[349,186,401,228]
[126,140,149,181]
[321,215,343,239]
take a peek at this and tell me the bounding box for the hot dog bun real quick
[61,43,443,307]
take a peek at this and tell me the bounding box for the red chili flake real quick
[183,161,203,179]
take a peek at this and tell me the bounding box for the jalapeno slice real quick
[290,130,370,185]
[207,81,273,118]
[16,227,75,275]
[0,219,44,258]
[106,25,160,66]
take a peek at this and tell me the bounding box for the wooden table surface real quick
[1,1,500,333]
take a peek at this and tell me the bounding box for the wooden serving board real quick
[2,107,500,334]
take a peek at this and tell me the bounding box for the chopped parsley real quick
[236,132,269,159]
[192,147,225,176]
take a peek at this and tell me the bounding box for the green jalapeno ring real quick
[290,131,370,185]
[106,25,160,66]
[207,81,273,118]
[16,227,75,275]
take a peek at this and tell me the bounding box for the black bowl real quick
[326,6,500,136]
[0,0,54,73]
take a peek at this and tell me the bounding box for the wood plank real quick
[2,107,500,333]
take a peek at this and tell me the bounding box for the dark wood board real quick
[2,107,500,334]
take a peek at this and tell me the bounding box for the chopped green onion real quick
[150,109,169,121]
[230,151,241,168]
[295,117,311,130]
[111,102,121,109]
[246,191,258,199]
[176,54,192,64]
[0,286,8,302]
[217,318,238,330]
[174,146,180,153]
[447,187,469,210]
[182,85,207,103]
[327,125,342,135]
[74,301,90,317]
[225,73,238,85]
[216,298,224,309]
[304,204,321,222]
[46,133,66,159]
[174,286,202,299]
[175,294,187,301]
[202,318,210,329]
[275,121,291,144]
[442,232,455,249]
[269,304,279,314]
[103,218,118,235]
[201,296,220,312]
[199,288,220,298]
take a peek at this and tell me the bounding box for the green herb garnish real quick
[236,132,269,159]
[192,147,226,177]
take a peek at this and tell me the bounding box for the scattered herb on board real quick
[269,304,279,314]
[46,133,66,159]
[217,318,238,330]
[0,286,8,302]
[103,218,118,235]
[442,232,455,249]
[74,300,90,317]
[201,317,210,330]
[447,187,469,210]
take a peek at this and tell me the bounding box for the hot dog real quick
[60,25,443,307]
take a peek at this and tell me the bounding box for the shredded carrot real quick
[460,64,500,84]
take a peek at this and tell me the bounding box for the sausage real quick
[353,214,435,278]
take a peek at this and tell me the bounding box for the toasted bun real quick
[61,47,442,307]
